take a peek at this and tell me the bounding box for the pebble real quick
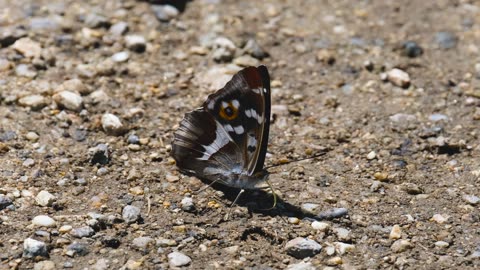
[400,41,423,58]
[311,221,330,231]
[316,208,348,220]
[33,260,55,270]
[390,113,416,123]
[286,262,316,270]
[23,238,48,258]
[109,21,129,36]
[84,13,109,28]
[243,38,268,59]
[288,217,300,224]
[429,114,448,122]
[18,95,48,111]
[101,113,125,136]
[463,195,480,205]
[23,158,35,167]
[111,51,129,62]
[125,35,146,53]
[402,183,423,195]
[285,237,322,259]
[435,32,458,49]
[333,227,351,242]
[301,203,320,214]
[151,5,179,22]
[35,190,56,207]
[223,245,239,255]
[326,256,343,266]
[181,197,195,212]
[13,37,42,58]
[212,37,236,62]
[32,215,56,227]
[168,251,192,267]
[59,225,73,233]
[389,225,402,239]
[58,78,89,95]
[70,226,95,238]
[435,241,449,248]
[132,236,155,250]
[66,242,89,256]
[391,239,412,253]
[122,205,141,223]
[366,151,376,160]
[91,258,109,270]
[53,91,83,111]
[0,194,13,210]
[127,134,140,144]
[431,214,449,224]
[233,55,259,67]
[89,144,110,165]
[16,64,37,78]
[334,242,355,255]
[26,131,40,142]
[387,68,411,88]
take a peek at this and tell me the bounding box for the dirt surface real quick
[1,0,480,269]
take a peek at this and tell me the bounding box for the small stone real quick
[333,228,351,242]
[387,68,411,88]
[125,35,146,53]
[15,64,37,78]
[326,256,343,266]
[58,78,90,95]
[111,51,129,62]
[400,41,423,58]
[431,214,449,224]
[13,37,42,58]
[316,208,348,220]
[311,221,330,231]
[0,58,12,71]
[212,37,236,62]
[181,197,195,212]
[390,113,416,123]
[285,237,322,259]
[35,190,56,207]
[89,144,110,165]
[391,239,412,253]
[165,174,180,182]
[33,260,55,270]
[389,225,402,240]
[127,134,140,144]
[91,258,109,270]
[23,158,35,167]
[129,186,144,195]
[243,38,268,59]
[32,215,56,227]
[435,241,450,248]
[53,91,83,111]
[59,225,73,233]
[286,262,316,270]
[109,21,129,36]
[374,172,389,181]
[18,95,48,111]
[301,203,320,214]
[223,245,239,255]
[101,113,126,136]
[435,32,458,49]
[463,195,480,205]
[0,194,13,210]
[23,238,48,258]
[66,242,89,256]
[121,259,142,270]
[366,151,376,160]
[288,217,300,224]
[429,114,448,122]
[132,237,155,251]
[151,5,179,22]
[26,131,40,142]
[84,13,109,28]
[122,205,141,223]
[70,226,95,238]
[168,251,192,267]
[233,55,259,67]
[334,242,355,255]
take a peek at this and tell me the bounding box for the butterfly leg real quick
[224,189,245,221]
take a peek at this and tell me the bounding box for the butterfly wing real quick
[203,65,271,174]
[171,66,270,188]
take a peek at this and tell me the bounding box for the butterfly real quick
[171,65,272,192]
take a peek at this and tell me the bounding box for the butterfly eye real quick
[219,102,238,120]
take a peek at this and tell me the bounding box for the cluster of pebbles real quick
[1,0,480,269]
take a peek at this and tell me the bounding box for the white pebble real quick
[32,215,56,227]
[311,221,330,231]
[35,190,56,207]
[53,91,83,111]
[102,113,125,136]
[387,68,411,88]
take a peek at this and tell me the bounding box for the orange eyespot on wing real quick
[219,102,238,120]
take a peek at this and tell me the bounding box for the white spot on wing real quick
[252,88,261,94]
[263,88,267,93]
[231,99,240,109]
[245,109,252,118]
[197,121,230,160]
[221,101,228,109]
[233,125,244,134]
[224,124,234,132]
[207,100,215,110]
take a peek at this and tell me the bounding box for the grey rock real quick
[15,64,37,78]
[212,37,236,62]
[0,194,12,210]
[435,32,458,49]
[101,113,126,136]
[181,197,195,212]
[243,38,269,59]
[333,227,351,242]
[29,17,59,31]
[0,26,27,47]
[18,95,48,111]
[132,236,155,251]
[111,51,129,62]
[125,35,146,53]
[285,237,322,259]
[463,194,480,205]
[286,262,316,270]
[429,114,448,122]
[152,5,179,22]
[58,78,90,95]
[53,91,83,111]
[127,134,140,144]
[70,226,95,238]
[12,37,42,58]
[400,41,423,58]
[91,258,109,270]
[23,238,48,258]
[35,190,56,207]
[33,260,55,270]
[389,113,416,123]
[122,205,141,223]
[317,207,348,220]
[84,13,110,28]
[32,215,56,227]
[109,21,129,36]
[300,203,320,214]
[168,251,192,267]
[66,242,89,256]
[391,239,413,253]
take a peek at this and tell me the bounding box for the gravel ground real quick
[1,0,480,269]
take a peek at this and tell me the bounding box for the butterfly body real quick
[171,66,271,190]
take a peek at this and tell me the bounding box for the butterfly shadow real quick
[202,181,333,222]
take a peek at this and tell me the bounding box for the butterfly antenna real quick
[225,189,245,220]
[264,152,327,170]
